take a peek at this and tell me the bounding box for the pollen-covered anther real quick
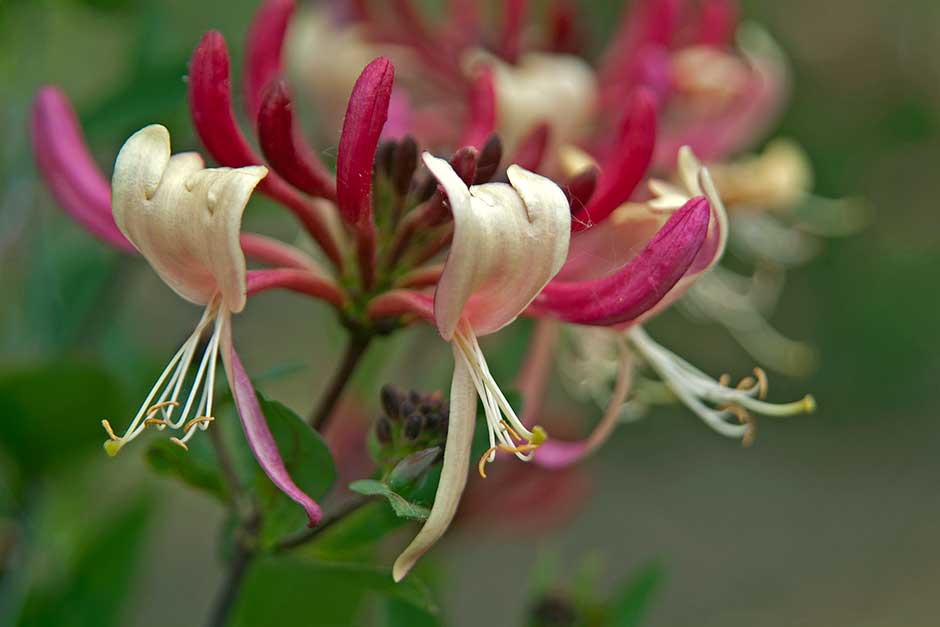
[102,419,120,441]
[169,437,189,451]
[143,418,169,429]
[146,400,180,416]
[753,368,769,400]
[183,416,214,432]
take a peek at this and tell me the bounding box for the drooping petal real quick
[30,87,135,253]
[530,196,709,326]
[533,339,635,468]
[393,344,475,581]
[112,125,266,313]
[245,0,295,121]
[189,31,343,265]
[220,319,323,527]
[257,80,337,201]
[572,88,656,230]
[336,57,395,228]
[424,154,571,340]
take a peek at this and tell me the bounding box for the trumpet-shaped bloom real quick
[101,125,323,526]
[392,153,570,581]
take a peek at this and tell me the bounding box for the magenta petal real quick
[697,0,739,47]
[497,0,528,63]
[244,0,295,121]
[336,57,395,228]
[460,66,496,150]
[189,31,343,265]
[531,196,710,326]
[258,80,337,201]
[572,88,656,231]
[509,122,550,172]
[228,344,323,527]
[30,87,135,253]
[190,32,266,172]
[600,0,680,84]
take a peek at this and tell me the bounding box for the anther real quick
[146,401,180,416]
[736,376,755,391]
[477,443,541,478]
[718,373,731,387]
[101,419,120,441]
[143,418,169,428]
[753,368,769,400]
[169,437,189,451]
[183,416,214,432]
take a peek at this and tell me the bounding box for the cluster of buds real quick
[28,0,832,581]
[373,384,449,464]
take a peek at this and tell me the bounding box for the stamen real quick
[169,437,189,451]
[718,373,731,387]
[627,326,815,444]
[146,401,180,416]
[183,416,214,432]
[477,443,541,478]
[102,299,226,456]
[101,419,120,441]
[753,367,769,400]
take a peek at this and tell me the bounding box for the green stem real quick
[308,334,372,431]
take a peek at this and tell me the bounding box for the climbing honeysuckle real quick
[391,153,570,581]
[101,124,323,525]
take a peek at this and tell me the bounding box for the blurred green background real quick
[2,0,940,625]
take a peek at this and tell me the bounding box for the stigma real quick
[451,325,549,478]
[101,297,226,456]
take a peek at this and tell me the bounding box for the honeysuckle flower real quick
[517,147,815,468]
[391,152,570,581]
[101,124,324,524]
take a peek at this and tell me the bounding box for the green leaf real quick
[230,556,437,627]
[349,479,430,521]
[382,596,443,627]
[0,362,122,475]
[608,562,664,627]
[17,499,152,627]
[250,394,336,548]
[145,436,225,502]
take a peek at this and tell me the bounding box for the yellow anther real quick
[742,422,757,447]
[169,437,189,452]
[502,423,522,442]
[183,416,214,432]
[143,418,169,428]
[146,401,180,416]
[718,374,731,387]
[101,419,120,441]
[736,376,755,391]
[753,368,769,400]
